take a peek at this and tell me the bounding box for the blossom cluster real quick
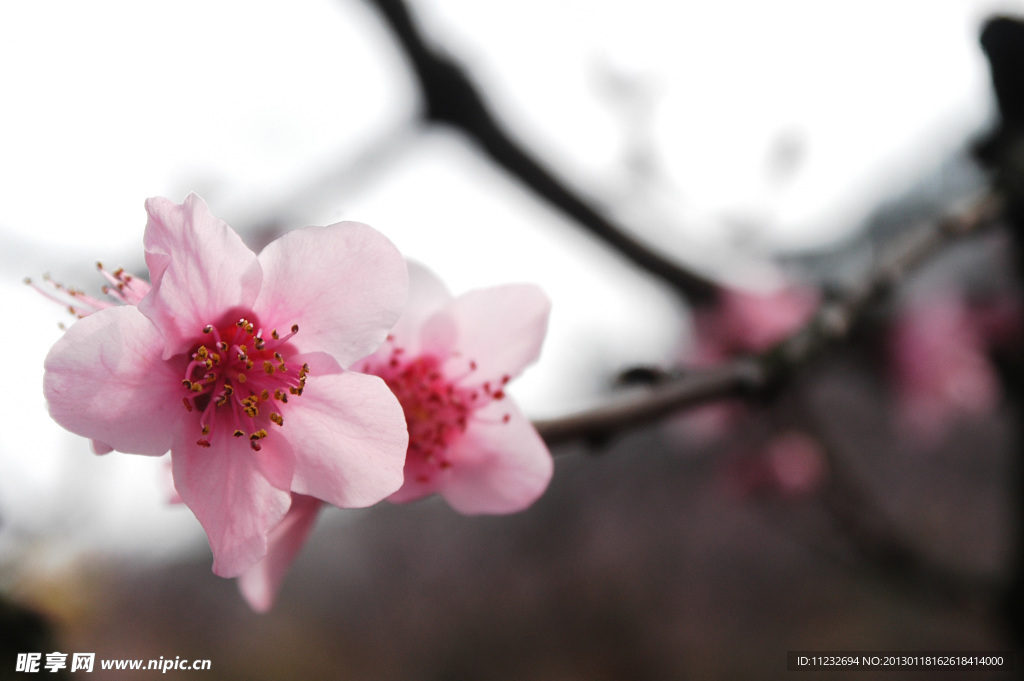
[887,291,1021,445]
[38,194,553,611]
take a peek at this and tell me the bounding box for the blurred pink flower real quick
[679,286,818,440]
[42,194,410,577]
[725,431,827,499]
[360,262,554,514]
[692,286,819,363]
[888,293,1011,443]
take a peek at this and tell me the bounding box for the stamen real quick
[374,351,514,483]
[179,317,304,450]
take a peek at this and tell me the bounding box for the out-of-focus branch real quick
[361,0,719,304]
[978,17,1024,655]
[534,191,1006,446]
[791,387,999,613]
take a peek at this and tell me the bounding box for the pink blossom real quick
[692,286,819,363]
[42,194,410,577]
[231,263,554,611]
[360,262,554,514]
[679,286,818,440]
[888,293,1007,443]
[725,431,827,499]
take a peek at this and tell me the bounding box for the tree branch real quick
[792,386,999,613]
[534,191,1006,446]
[362,0,719,303]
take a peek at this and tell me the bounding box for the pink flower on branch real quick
[233,263,555,611]
[692,286,819,363]
[674,285,818,441]
[42,194,410,576]
[361,262,554,514]
[887,293,1013,443]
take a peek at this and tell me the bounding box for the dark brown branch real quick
[362,0,718,304]
[534,191,1007,447]
[535,360,762,446]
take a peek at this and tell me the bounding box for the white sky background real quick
[0,0,1018,570]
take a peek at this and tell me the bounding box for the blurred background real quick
[2,0,1023,678]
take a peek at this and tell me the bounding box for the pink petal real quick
[237,494,322,613]
[139,194,263,359]
[287,370,408,508]
[163,457,183,505]
[43,306,181,456]
[91,440,114,455]
[443,284,551,384]
[386,466,441,505]
[254,222,408,367]
[172,426,294,577]
[394,261,453,349]
[441,400,553,514]
[356,261,456,373]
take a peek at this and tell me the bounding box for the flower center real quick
[180,316,308,451]
[370,343,510,484]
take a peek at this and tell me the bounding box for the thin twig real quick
[534,191,1006,446]
[361,0,719,303]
